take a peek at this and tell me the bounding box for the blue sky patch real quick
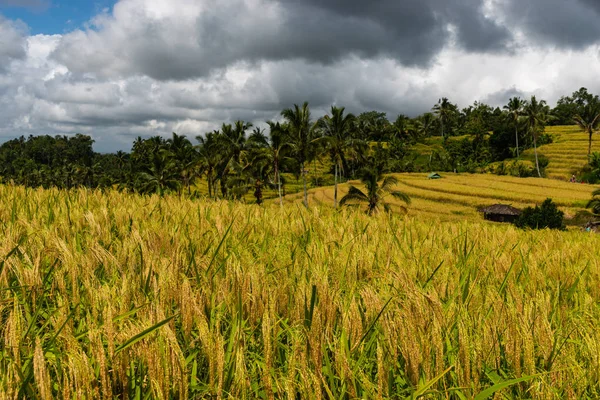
[0,0,116,34]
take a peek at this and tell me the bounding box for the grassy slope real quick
[192,126,599,222]
[521,125,600,180]
[281,173,598,225]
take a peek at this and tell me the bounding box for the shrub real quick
[537,154,550,171]
[574,152,600,184]
[515,198,565,230]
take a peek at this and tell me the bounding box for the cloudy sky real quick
[1,0,600,152]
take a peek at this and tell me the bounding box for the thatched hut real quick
[479,204,522,223]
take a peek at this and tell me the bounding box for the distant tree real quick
[515,198,565,230]
[317,106,357,208]
[588,188,600,215]
[167,132,198,195]
[354,111,393,141]
[137,149,180,195]
[523,96,549,177]
[573,96,600,158]
[414,113,436,138]
[281,102,314,208]
[196,131,222,199]
[339,168,410,215]
[504,97,525,159]
[248,122,292,206]
[433,98,458,139]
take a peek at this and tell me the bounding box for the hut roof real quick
[479,204,522,216]
[428,173,442,179]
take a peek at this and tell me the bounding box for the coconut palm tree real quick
[504,97,525,159]
[433,98,457,139]
[316,106,357,208]
[196,131,222,199]
[248,122,292,206]
[588,189,600,215]
[281,102,313,208]
[339,168,411,215]
[523,96,548,178]
[573,100,600,158]
[137,149,180,195]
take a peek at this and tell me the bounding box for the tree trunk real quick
[334,163,338,209]
[589,129,593,158]
[515,125,520,159]
[302,163,308,208]
[275,161,283,206]
[533,130,541,177]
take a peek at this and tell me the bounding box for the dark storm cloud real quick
[482,87,527,108]
[51,0,513,81]
[280,0,512,55]
[501,0,600,49]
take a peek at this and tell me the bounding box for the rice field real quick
[522,125,600,180]
[1,184,600,399]
[288,173,599,224]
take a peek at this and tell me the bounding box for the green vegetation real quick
[1,87,599,199]
[515,198,565,230]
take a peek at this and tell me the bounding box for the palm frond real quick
[380,175,399,191]
[587,198,600,215]
[339,186,369,206]
[389,191,411,205]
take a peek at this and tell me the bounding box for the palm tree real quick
[249,122,291,206]
[414,112,435,139]
[317,106,357,208]
[588,189,600,215]
[339,168,411,215]
[433,98,456,139]
[573,100,600,158]
[281,102,313,208]
[504,97,525,159]
[523,96,548,177]
[167,132,199,195]
[221,121,253,164]
[196,131,222,199]
[137,149,181,195]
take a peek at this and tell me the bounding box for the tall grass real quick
[1,184,599,398]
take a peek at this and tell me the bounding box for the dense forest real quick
[1,88,599,203]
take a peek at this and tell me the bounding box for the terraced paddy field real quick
[522,125,600,180]
[283,173,599,224]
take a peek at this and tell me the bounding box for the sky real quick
[1,0,600,152]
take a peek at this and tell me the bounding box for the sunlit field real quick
[286,172,598,223]
[1,185,600,399]
[522,125,600,180]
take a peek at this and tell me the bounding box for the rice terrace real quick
[3,1,600,399]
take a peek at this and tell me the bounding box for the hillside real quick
[283,173,599,225]
[522,125,600,179]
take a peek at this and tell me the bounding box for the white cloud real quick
[1,0,600,151]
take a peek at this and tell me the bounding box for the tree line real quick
[0,88,598,207]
